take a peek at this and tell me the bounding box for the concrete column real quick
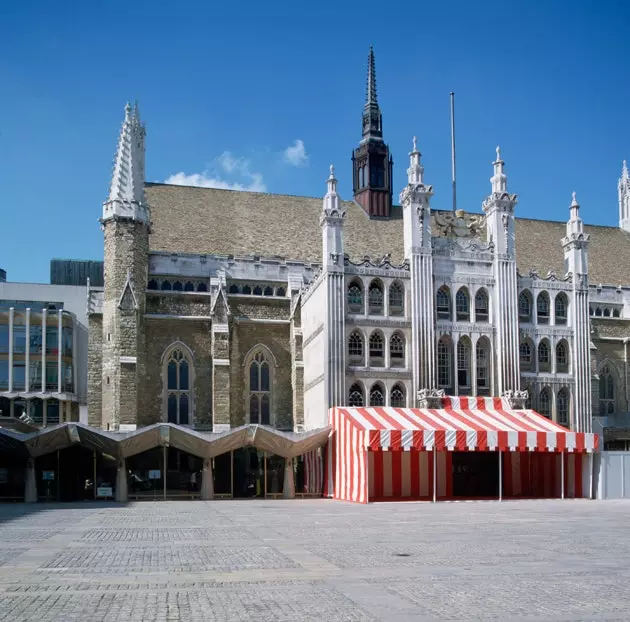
[115,459,128,502]
[200,458,214,500]
[41,309,47,392]
[57,310,62,393]
[283,457,295,499]
[8,307,14,392]
[25,459,37,503]
[25,309,30,393]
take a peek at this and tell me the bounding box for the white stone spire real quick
[563,191,590,276]
[407,136,424,185]
[491,145,508,193]
[102,102,150,225]
[320,164,345,266]
[618,160,630,232]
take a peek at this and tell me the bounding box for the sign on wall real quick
[148,470,161,480]
[42,471,55,481]
[96,486,113,498]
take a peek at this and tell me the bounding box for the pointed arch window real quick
[369,331,384,366]
[537,292,550,324]
[520,338,534,372]
[348,331,364,365]
[161,280,172,291]
[519,291,532,322]
[348,280,364,314]
[474,289,489,323]
[556,340,569,373]
[599,364,615,415]
[165,347,192,425]
[172,281,183,291]
[249,351,271,425]
[390,333,405,367]
[538,340,551,372]
[390,384,406,407]
[389,282,404,316]
[539,387,551,418]
[455,288,470,322]
[184,281,195,292]
[557,389,569,426]
[369,383,385,407]
[368,280,384,315]
[555,293,568,325]
[476,338,491,395]
[436,286,451,321]
[437,337,452,390]
[348,383,364,407]
[148,279,158,290]
[457,338,472,392]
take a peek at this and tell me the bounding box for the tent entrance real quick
[452,451,498,498]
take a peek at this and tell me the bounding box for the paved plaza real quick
[0,500,629,621]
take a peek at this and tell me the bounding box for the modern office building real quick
[50,259,104,287]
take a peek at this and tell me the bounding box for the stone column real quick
[115,459,128,502]
[24,458,37,503]
[283,457,295,499]
[200,458,214,500]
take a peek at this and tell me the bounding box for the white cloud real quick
[283,139,308,167]
[164,151,266,192]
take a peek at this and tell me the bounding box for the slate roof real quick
[146,183,630,286]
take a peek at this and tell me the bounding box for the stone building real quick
[86,50,630,455]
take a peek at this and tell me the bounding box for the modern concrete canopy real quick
[0,422,331,461]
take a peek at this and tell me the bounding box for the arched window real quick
[457,337,472,392]
[537,291,550,324]
[557,389,569,426]
[389,282,404,316]
[613,308,621,318]
[519,291,532,322]
[276,287,286,297]
[264,286,274,296]
[595,307,602,317]
[242,284,251,295]
[348,331,364,365]
[589,306,594,316]
[172,281,183,291]
[347,280,364,314]
[184,281,195,292]
[456,288,470,322]
[556,340,569,373]
[368,280,384,315]
[228,284,239,294]
[369,331,384,366]
[161,280,172,291]
[474,288,489,323]
[436,286,451,321]
[519,339,533,372]
[197,282,208,292]
[476,337,491,395]
[253,286,263,296]
[555,293,568,325]
[165,347,192,425]
[369,383,385,406]
[348,383,364,407]
[539,387,551,418]
[249,351,271,425]
[599,364,615,415]
[437,337,452,390]
[390,384,406,407]
[390,333,405,367]
[538,339,551,372]
[148,279,158,290]
[604,308,611,317]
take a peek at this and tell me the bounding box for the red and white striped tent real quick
[324,396,598,503]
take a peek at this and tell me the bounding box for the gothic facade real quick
[87,52,630,443]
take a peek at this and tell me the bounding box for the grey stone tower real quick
[99,103,150,430]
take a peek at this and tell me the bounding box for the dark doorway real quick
[233,448,264,498]
[58,446,95,501]
[452,451,499,498]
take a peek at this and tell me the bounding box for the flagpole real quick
[450,91,457,213]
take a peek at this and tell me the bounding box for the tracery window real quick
[348,331,364,364]
[599,364,615,415]
[390,384,406,407]
[172,281,183,291]
[556,340,569,373]
[476,338,490,394]
[474,289,489,323]
[369,383,385,407]
[165,347,191,425]
[519,339,533,371]
[519,291,532,322]
[368,280,384,315]
[348,383,364,407]
[197,282,208,292]
[436,286,451,321]
[537,292,550,324]
[389,282,404,316]
[161,280,172,291]
[249,351,271,425]
[437,338,452,389]
[148,279,158,290]
[369,332,384,366]
[184,281,195,292]
[456,288,470,322]
[348,280,364,314]
[390,333,405,367]
[539,387,551,418]
[457,338,471,391]
[538,340,550,372]
[555,293,568,325]
[557,389,569,426]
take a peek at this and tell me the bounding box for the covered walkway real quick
[0,423,329,503]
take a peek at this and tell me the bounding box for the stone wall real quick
[145,294,212,316]
[87,314,103,427]
[140,318,213,428]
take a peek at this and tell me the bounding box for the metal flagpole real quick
[163,445,167,500]
[433,447,437,503]
[450,91,457,213]
[561,453,565,499]
[497,450,503,501]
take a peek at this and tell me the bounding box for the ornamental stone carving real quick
[417,388,445,408]
[502,389,529,410]
[434,209,485,238]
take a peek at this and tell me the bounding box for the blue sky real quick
[2,0,630,283]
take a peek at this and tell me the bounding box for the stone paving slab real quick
[0,499,629,620]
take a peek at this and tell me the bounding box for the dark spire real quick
[362,46,382,141]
